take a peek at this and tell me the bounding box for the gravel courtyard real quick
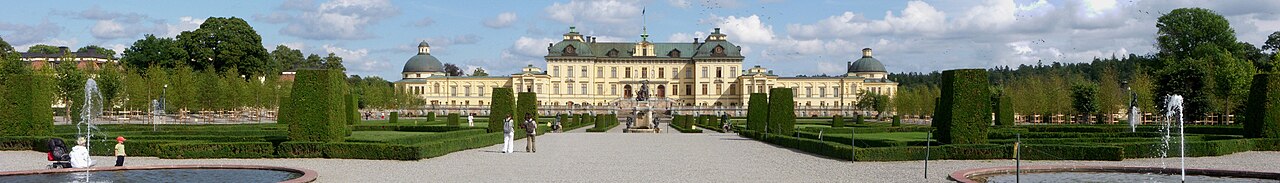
[4,128,1279,182]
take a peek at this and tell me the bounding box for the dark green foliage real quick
[284,69,348,142]
[351,125,485,132]
[1245,74,1280,138]
[767,88,796,135]
[855,114,865,125]
[892,115,902,127]
[488,88,514,133]
[155,142,275,158]
[447,113,460,126]
[587,114,618,132]
[346,94,359,125]
[516,92,538,122]
[1070,83,1100,122]
[0,72,54,136]
[994,96,1014,126]
[1155,61,1211,122]
[389,112,398,123]
[277,142,325,158]
[746,93,769,131]
[832,115,844,128]
[933,69,991,144]
[426,112,436,122]
[696,115,708,126]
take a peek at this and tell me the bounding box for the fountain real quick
[948,94,1280,182]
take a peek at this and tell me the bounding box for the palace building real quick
[394,27,896,115]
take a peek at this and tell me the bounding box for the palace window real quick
[658,68,664,78]
[581,67,587,78]
[562,45,577,56]
[819,88,825,98]
[552,66,559,77]
[625,68,632,78]
[685,85,693,95]
[552,84,559,94]
[701,84,708,95]
[642,68,648,78]
[716,67,722,78]
[686,69,693,78]
[567,66,574,77]
[715,84,722,95]
[611,67,617,78]
[611,85,617,95]
[672,85,678,96]
[566,84,573,95]
[465,86,471,96]
[712,45,726,56]
[581,84,587,95]
[597,84,603,96]
[672,68,679,79]
[451,86,458,97]
[730,67,737,77]
[607,49,620,57]
[668,49,681,58]
[701,67,708,78]
[597,67,603,78]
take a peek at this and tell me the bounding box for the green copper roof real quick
[848,56,886,73]
[403,53,443,73]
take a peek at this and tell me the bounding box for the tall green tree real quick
[144,66,169,113]
[271,45,304,72]
[55,56,87,122]
[1202,46,1255,119]
[76,45,116,59]
[1071,83,1100,122]
[176,17,270,77]
[1156,8,1237,62]
[97,62,123,111]
[27,44,62,54]
[471,67,488,76]
[168,64,198,116]
[303,54,322,69]
[443,63,463,76]
[323,53,344,71]
[1264,31,1280,53]
[121,34,187,71]
[0,36,16,59]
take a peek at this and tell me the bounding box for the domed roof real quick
[403,53,443,73]
[418,41,430,47]
[848,48,886,73]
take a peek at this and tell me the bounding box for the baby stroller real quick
[46,138,71,169]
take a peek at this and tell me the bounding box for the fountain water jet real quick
[1164,95,1185,182]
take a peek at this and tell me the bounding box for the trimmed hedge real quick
[995,96,1013,126]
[934,69,991,144]
[427,112,436,122]
[278,141,326,158]
[447,113,460,126]
[155,142,275,159]
[892,115,902,127]
[767,88,796,135]
[389,112,399,123]
[516,92,538,122]
[352,125,486,132]
[0,72,54,136]
[488,88,515,133]
[670,117,703,133]
[587,114,618,132]
[1245,74,1280,138]
[832,115,844,128]
[855,114,864,125]
[346,94,359,125]
[746,93,769,131]
[284,69,349,142]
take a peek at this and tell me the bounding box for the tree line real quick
[890,8,1280,122]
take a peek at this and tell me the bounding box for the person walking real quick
[523,113,537,153]
[467,113,475,127]
[501,114,514,153]
[114,136,126,166]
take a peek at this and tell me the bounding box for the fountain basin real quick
[0,164,316,183]
[951,165,1280,183]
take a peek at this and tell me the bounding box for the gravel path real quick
[4,132,1279,182]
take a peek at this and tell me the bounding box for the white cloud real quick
[258,0,400,40]
[484,12,519,29]
[0,20,64,47]
[409,17,435,27]
[323,44,389,74]
[666,31,707,42]
[163,16,204,37]
[668,0,691,8]
[14,38,78,53]
[505,37,556,58]
[544,0,643,37]
[707,15,776,44]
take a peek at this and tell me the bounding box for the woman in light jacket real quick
[500,114,514,153]
[69,137,94,168]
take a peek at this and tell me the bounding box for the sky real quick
[1,0,1278,80]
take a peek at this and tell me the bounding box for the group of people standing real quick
[500,113,538,153]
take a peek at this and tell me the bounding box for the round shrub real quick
[767,88,796,135]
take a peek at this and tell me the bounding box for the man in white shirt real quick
[467,113,475,127]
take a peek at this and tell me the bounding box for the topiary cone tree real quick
[488,88,515,133]
[767,88,796,135]
[285,69,349,142]
[933,69,992,144]
[995,95,1014,127]
[1244,74,1280,138]
[517,92,538,124]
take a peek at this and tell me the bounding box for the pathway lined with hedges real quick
[4,132,1280,182]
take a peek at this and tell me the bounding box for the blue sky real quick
[2,0,1278,80]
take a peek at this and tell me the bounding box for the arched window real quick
[623,85,633,98]
[668,49,681,58]
[562,45,577,56]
